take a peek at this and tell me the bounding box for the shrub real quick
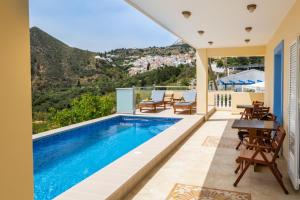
[51,93,115,127]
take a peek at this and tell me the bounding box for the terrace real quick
[1,0,300,200]
[125,111,299,200]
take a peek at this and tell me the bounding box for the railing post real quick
[221,94,223,107]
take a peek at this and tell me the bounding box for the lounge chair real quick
[173,90,196,114]
[172,91,183,104]
[139,90,166,112]
[163,91,174,106]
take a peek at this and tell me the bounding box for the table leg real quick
[248,128,256,144]
[248,128,259,172]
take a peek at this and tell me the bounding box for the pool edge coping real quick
[32,114,183,141]
[32,114,121,140]
[49,108,216,200]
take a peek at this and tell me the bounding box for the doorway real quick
[273,41,284,125]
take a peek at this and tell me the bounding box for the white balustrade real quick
[212,92,232,110]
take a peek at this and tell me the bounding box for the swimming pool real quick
[33,115,181,200]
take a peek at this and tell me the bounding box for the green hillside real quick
[30,27,265,134]
[30,27,196,133]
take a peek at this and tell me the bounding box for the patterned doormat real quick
[166,183,251,200]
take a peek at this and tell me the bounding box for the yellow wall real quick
[196,49,208,114]
[198,45,266,116]
[231,92,264,114]
[265,0,300,158]
[206,46,266,57]
[208,91,264,114]
[0,0,33,199]
[199,0,300,158]
[196,46,265,116]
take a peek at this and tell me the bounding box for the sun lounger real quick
[173,90,196,114]
[139,90,166,112]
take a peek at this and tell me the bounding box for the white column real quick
[196,49,208,115]
[0,0,33,199]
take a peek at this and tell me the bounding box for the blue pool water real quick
[33,116,181,200]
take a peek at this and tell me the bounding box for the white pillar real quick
[0,1,33,199]
[196,49,208,115]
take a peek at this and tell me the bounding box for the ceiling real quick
[125,0,295,49]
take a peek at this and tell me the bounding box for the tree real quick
[51,93,115,127]
[76,79,81,87]
[208,58,219,90]
[181,78,190,86]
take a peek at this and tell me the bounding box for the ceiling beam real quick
[204,45,266,57]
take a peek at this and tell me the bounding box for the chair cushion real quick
[174,102,193,106]
[151,90,165,102]
[140,100,162,105]
[182,90,196,102]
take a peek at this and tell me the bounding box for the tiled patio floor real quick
[125,111,300,200]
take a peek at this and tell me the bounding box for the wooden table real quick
[236,104,254,109]
[232,119,278,143]
[232,119,279,171]
[237,105,254,119]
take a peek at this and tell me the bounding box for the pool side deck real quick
[55,106,216,200]
[124,111,300,200]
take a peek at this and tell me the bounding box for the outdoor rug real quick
[166,183,251,200]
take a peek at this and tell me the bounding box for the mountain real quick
[30,27,100,90]
[30,27,194,91]
[30,27,264,134]
[30,27,196,114]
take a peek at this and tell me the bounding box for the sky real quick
[29,0,178,52]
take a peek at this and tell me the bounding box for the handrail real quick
[135,85,195,90]
[154,85,193,88]
[117,86,264,112]
[135,87,153,90]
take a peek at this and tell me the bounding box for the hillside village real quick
[94,42,196,75]
[94,51,195,75]
[128,53,195,75]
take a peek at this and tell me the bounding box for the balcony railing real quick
[135,85,195,106]
[208,91,233,110]
[116,86,264,114]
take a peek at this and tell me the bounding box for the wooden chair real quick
[240,101,264,120]
[251,104,263,119]
[139,90,166,112]
[163,91,174,106]
[173,90,196,114]
[259,113,277,145]
[172,91,183,104]
[237,103,261,149]
[257,107,270,119]
[234,127,289,194]
[252,100,264,106]
[236,129,249,150]
[236,112,276,150]
[237,101,267,149]
[261,113,277,121]
[240,108,253,120]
